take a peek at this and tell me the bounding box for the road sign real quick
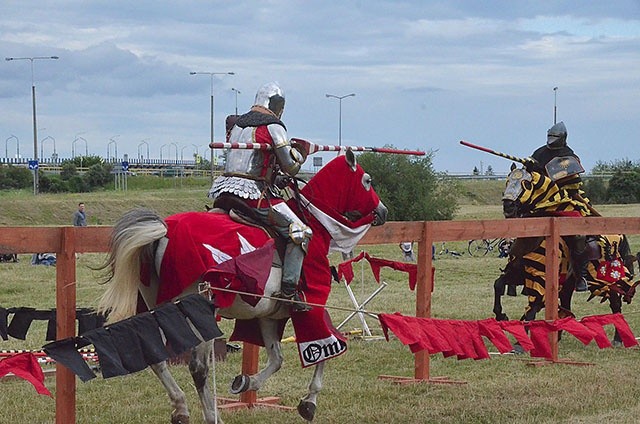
[28,160,39,170]
[121,161,129,171]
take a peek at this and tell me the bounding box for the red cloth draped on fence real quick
[378,312,637,360]
[0,352,51,396]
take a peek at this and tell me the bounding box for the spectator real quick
[399,242,416,262]
[73,202,87,227]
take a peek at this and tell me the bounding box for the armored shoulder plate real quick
[544,156,584,182]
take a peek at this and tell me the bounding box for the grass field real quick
[2,179,640,423]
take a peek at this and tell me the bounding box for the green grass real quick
[3,250,640,423]
[0,175,504,226]
[2,181,640,423]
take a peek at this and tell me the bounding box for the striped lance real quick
[459,140,534,165]
[210,138,426,156]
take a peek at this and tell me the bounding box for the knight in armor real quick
[530,121,586,200]
[208,82,312,312]
[529,121,590,291]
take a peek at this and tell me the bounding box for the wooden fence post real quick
[544,218,560,362]
[55,227,77,424]
[414,221,432,380]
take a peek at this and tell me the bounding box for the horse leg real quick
[150,360,190,424]
[609,293,623,346]
[188,341,222,424]
[493,275,509,321]
[230,318,283,394]
[558,275,576,320]
[512,300,541,354]
[297,360,325,422]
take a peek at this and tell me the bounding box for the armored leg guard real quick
[276,243,311,312]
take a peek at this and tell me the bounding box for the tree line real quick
[2,151,639,214]
[583,159,640,204]
[0,156,113,192]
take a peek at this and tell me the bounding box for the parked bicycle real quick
[467,238,512,257]
[435,242,464,259]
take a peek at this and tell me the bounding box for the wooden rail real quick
[2,217,640,421]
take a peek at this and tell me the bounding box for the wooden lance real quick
[459,140,533,165]
[210,138,426,156]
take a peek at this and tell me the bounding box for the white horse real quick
[97,150,387,423]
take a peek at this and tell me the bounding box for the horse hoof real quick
[510,344,525,355]
[297,400,316,422]
[230,374,250,394]
[171,414,190,424]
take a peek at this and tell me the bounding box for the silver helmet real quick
[546,121,567,149]
[254,82,285,118]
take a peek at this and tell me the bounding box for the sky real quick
[1,1,639,175]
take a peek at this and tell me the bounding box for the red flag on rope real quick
[337,252,418,289]
[378,313,637,361]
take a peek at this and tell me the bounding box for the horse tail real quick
[97,208,168,324]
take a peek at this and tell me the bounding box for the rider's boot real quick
[575,276,589,292]
[275,243,311,312]
[277,288,311,313]
[574,262,589,292]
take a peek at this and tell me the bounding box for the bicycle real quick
[467,238,512,257]
[434,242,464,259]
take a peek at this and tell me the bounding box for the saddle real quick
[211,194,287,261]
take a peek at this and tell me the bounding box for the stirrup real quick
[273,290,311,312]
[290,291,312,312]
[575,278,589,292]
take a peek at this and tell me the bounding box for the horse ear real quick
[345,149,357,171]
[510,162,517,172]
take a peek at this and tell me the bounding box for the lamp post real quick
[107,135,119,162]
[190,71,235,179]
[40,135,56,159]
[72,132,88,158]
[137,139,149,162]
[231,87,241,115]
[5,55,59,194]
[160,143,168,162]
[325,93,355,146]
[553,86,558,124]
[72,136,87,158]
[5,135,19,160]
[170,142,179,163]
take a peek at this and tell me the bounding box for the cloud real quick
[1,1,639,174]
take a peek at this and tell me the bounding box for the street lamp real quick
[73,132,88,158]
[72,136,87,157]
[137,139,150,161]
[5,135,19,160]
[231,87,241,115]
[5,55,59,194]
[107,135,120,162]
[553,86,558,124]
[170,142,179,163]
[190,71,235,179]
[325,93,356,146]
[40,135,56,159]
[160,143,168,161]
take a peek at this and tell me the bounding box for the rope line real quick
[200,284,632,325]
[199,285,383,317]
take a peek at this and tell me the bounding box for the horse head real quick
[300,149,387,227]
[502,163,565,219]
